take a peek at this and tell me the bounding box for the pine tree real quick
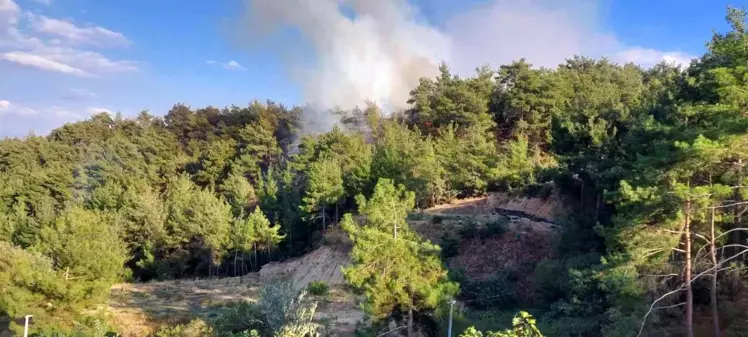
[342,179,458,337]
[302,158,344,232]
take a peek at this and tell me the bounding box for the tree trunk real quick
[710,205,722,337]
[322,204,326,234]
[685,199,694,337]
[733,170,743,258]
[335,202,339,226]
[234,250,238,277]
[254,242,258,272]
[240,250,245,283]
[208,251,213,279]
[407,307,413,337]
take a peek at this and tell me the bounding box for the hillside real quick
[107,245,362,337]
[103,191,563,336]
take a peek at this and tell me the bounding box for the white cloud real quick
[30,15,130,47]
[0,0,18,12]
[34,45,139,73]
[444,0,620,72]
[0,0,138,77]
[0,0,20,41]
[63,88,96,100]
[1,51,90,75]
[613,47,695,68]
[0,100,38,116]
[207,59,247,71]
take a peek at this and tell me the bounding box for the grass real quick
[308,281,330,296]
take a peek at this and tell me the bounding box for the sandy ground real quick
[108,245,362,336]
[426,192,564,222]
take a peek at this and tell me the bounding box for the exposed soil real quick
[108,243,362,337]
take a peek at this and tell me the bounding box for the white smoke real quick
[239,0,449,130]
[237,0,694,133]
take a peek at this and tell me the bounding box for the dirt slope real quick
[108,243,362,337]
[259,245,350,291]
[426,192,564,222]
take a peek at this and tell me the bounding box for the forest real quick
[3,7,748,337]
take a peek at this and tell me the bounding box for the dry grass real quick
[108,246,363,337]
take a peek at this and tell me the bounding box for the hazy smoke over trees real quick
[236,0,692,132]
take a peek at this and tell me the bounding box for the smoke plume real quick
[237,0,692,133]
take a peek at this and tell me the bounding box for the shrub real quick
[470,269,518,310]
[154,319,213,337]
[459,220,480,239]
[209,301,266,337]
[485,218,508,237]
[432,215,445,224]
[258,281,297,332]
[440,233,460,259]
[307,281,330,296]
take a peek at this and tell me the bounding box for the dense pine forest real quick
[4,7,748,337]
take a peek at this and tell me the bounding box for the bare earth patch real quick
[108,245,363,337]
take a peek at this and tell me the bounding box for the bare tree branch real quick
[637,248,748,337]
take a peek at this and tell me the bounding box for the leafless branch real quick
[637,248,748,337]
[654,302,686,311]
[377,326,406,337]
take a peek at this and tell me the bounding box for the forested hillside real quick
[3,7,748,337]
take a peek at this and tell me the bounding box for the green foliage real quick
[435,125,500,195]
[485,218,509,237]
[257,281,299,333]
[439,233,460,259]
[5,8,748,335]
[307,281,330,296]
[342,179,458,322]
[257,281,320,337]
[154,319,214,337]
[371,122,447,207]
[408,63,495,134]
[209,301,266,337]
[221,172,257,215]
[301,158,344,230]
[459,311,543,337]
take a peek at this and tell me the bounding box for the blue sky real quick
[0,0,738,137]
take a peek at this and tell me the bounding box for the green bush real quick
[154,319,214,337]
[307,281,330,296]
[459,220,480,239]
[485,218,508,237]
[209,301,266,337]
[440,233,460,259]
[432,215,445,224]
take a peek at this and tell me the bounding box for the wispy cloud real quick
[0,0,138,77]
[207,59,247,71]
[0,100,38,116]
[1,51,91,75]
[63,88,96,100]
[32,0,52,5]
[29,14,130,47]
[613,47,695,68]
